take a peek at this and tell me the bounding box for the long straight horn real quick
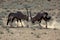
[30,9,32,21]
[26,8,29,21]
[26,8,29,17]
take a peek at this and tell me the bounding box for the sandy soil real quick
[0,26,60,40]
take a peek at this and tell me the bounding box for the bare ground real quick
[0,26,60,40]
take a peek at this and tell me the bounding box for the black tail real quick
[46,16,51,22]
[7,13,13,25]
[7,18,10,25]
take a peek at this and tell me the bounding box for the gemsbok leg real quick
[46,21,48,29]
[20,19,23,28]
[10,19,13,27]
[17,19,19,27]
[39,21,42,29]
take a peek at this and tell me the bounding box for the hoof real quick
[17,26,19,28]
[26,25,29,28]
[46,27,48,29]
[21,26,23,28]
[39,28,42,29]
[39,27,43,29]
